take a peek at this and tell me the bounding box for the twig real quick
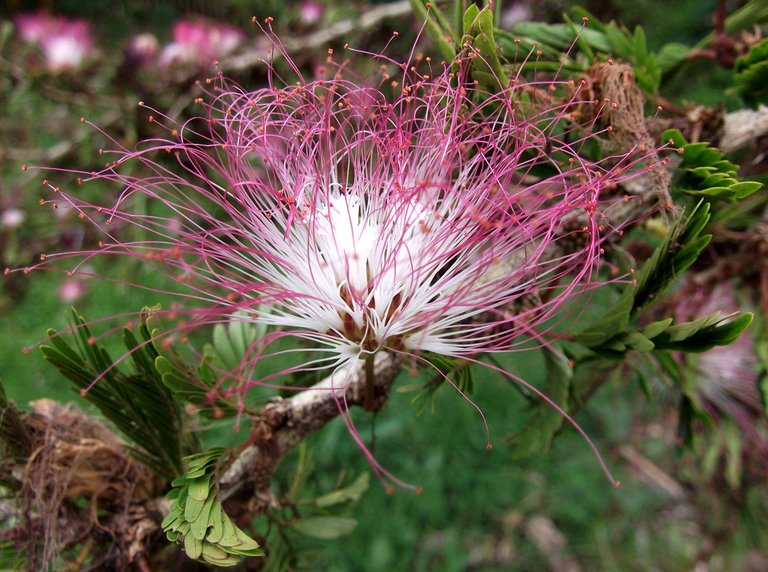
[219,353,400,499]
[618,444,686,499]
[719,104,768,153]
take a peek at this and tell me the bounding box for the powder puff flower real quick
[35,46,664,384]
[24,38,667,481]
[678,282,761,425]
[14,12,94,73]
[298,1,325,25]
[159,19,244,70]
[1,208,26,229]
[123,33,160,68]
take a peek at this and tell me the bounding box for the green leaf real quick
[463,6,508,89]
[191,494,216,541]
[665,312,721,342]
[665,129,764,202]
[656,42,689,72]
[621,331,655,352]
[212,324,238,371]
[185,495,207,523]
[184,533,204,561]
[218,515,239,547]
[313,473,370,508]
[230,527,264,554]
[642,318,673,339]
[575,287,633,346]
[634,201,710,311]
[291,516,358,539]
[654,313,753,353]
[733,38,768,107]
[201,544,240,567]
[0,539,26,570]
[188,474,213,502]
[207,502,225,544]
[158,354,237,419]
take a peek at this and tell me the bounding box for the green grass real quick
[271,376,677,571]
[0,268,172,407]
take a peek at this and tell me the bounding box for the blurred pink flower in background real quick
[159,19,244,69]
[1,208,26,230]
[57,277,88,303]
[299,0,325,25]
[13,12,49,43]
[124,33,160,67]
[14,12,94,73]
[678,283,761,426]
[500,2,533,29]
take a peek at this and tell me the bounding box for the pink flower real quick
[159,20,244,70]
[678,283,761,426]
[14,12,50,43]
[58,277,88,303]
[45,52,657,380]
[30,41,665,483]
[14,12,94,73]
[1,208,26,229]
[124,33,160,68]
[299,1,325,25]
[501,4,533,29]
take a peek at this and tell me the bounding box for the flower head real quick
[40,43,660,379]
[677,282,761,425]
[25,37,666,483]
[299,1,325,25]
[14,12,94,73]
[123,33,160,68]
[159,19,244,70]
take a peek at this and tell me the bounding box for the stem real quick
[364,352,376,412]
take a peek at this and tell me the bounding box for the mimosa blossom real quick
[679,283,761,424]
[14,12,94,73]
[159,20,244,69]
[26,42,667,480]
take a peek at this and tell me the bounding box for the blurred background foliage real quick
[1,0,767,571]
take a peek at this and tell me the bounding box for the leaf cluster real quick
[732,38,768,108]
[282,443,369,541]
[40,309,188,479]
[411,2,692,96]
[163,449,264,567]
[145,310,268,423]
[461,4,508,90]
[396,352,474,415]
[509,347,573,457]
[576,200,752,356]
[511,8,674,93]
[665,129,763,202]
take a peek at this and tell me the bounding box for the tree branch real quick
[219,352,401,502]
[720,104,768,153]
